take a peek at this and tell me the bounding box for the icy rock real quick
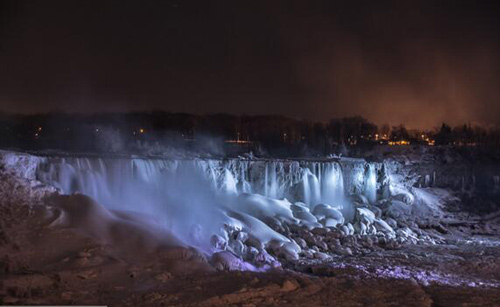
[322,218,341,227]
[236,194,298,225]
[255,250,281,268]
[302,232,316,247]
[314,252,331,261]
[212,251,244,271]
[390,192,415,205]
[396,227,418,240]
[349,194,369,205]
[281,250,299,261]
[211,234,227,251]
[347,223,355,235]
[294,237,307,249]
[329,246,342,255]
[255,249,275,264]
[352,201,366,209]
[360,236,374,248]
[262,216,285,233]
[353,221,368,235]
[327,228,344,239]
[311,236,324,246]
[373,219,394,234]
[291,202,308,212]
[384,200,412,219]
[312,204,344,227]
[328,238,341,249]
[295,212,320,224]
[396,237,406,244]
[386,240,402,249]
[435,223,449,234]
[355,208,376,224]
[311,227,330,236]
[406,221,419,229]
[292,210,321,229]
[266,240,283,254]
[340,225,349,236]
[410,227,423,236]
[378,236,387,245]
[227,208,299,253]
[245,235,264,250]
[228,239,246,256]
[288,223,305,234]
[385,218,398,229]
[368,206,383,218]
[301,249,315,259]
[341,247,353,256]
[282,224,292,236]
[245,246,259,260]
[236,231,248,242]
[342,235,357,246]
[278,241,301,261]
[316,240,329,251]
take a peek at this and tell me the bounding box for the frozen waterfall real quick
[34,156,383,249]
[36,157,380,211]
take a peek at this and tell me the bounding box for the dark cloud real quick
[0,0,499,128]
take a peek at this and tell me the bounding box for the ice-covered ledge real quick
[0,150,46,180]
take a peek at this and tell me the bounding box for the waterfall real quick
[363,163,377,204]
[316,162,345,208]
[302,168,321,206]
[36,157,378,211]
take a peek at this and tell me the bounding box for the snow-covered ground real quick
[1,150,499,306]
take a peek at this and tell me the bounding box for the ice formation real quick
[2,151,456,271]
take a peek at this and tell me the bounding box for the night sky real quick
[1,0,500,128]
